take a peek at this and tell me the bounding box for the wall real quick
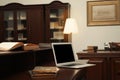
[0,0,120,54]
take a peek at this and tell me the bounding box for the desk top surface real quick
[0,47,51,55]
[77,51,120,58]
[77,50,120,54]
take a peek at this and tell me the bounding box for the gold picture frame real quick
[87,1,120,26]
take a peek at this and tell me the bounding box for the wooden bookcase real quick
[0,1,70,43]
[44,1,70,42]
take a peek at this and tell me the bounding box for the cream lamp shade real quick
[63,18,78,34]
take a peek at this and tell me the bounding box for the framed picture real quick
[87,1,120,26]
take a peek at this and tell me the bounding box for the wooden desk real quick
[57,68,86,80]
[32,48,87,80]
[77,51,120,80]
[31,67,86,80]
[0,48,87,80]
[0,48,52,80]
[0,50,35,79]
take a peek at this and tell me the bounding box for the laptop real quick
[51,42,95,68]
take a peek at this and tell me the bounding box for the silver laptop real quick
[51,42,95,68]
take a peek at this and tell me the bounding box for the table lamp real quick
[63,18,78,42]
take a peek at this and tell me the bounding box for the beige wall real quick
[1,0,120,54]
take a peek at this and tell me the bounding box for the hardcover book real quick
[0,42,24,51]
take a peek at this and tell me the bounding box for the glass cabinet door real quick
[4,11,14,41]
[17,11,27,41]
[45,1,70,43]
[3,10,27,42]
[50,8,65,42]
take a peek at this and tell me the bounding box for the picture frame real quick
[87,1,120,26]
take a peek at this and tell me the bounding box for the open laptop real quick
[51,42,95,68]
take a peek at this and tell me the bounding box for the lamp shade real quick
[63,18,78,34]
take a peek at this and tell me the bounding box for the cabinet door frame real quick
[26,5,45,43]
[0,9,4,42]
[1,3,28,42]
[86,57,107,80]
[111,58,120,80]
[45,1,70,42]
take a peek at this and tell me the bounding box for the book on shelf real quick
[0,42,24,51]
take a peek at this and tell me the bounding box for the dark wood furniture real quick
[31,67,86,80]
[77,51,120,80]
[0,48,87,80]
[0,3,44,43]
[0,1,70,43]
[0,50,35,80]
[57,68,86,80]
[45,1,70,42]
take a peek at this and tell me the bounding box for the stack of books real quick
[31,66,59,80]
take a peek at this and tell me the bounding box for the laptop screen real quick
[52,43,75,64]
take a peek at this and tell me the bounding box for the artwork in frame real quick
[87,1,120,26]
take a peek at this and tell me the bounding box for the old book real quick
[0,42,24,51]
[32,73,57,78]
[24,43,39,50]
[32,66,59,74]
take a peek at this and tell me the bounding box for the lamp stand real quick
[68,33,72,42]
